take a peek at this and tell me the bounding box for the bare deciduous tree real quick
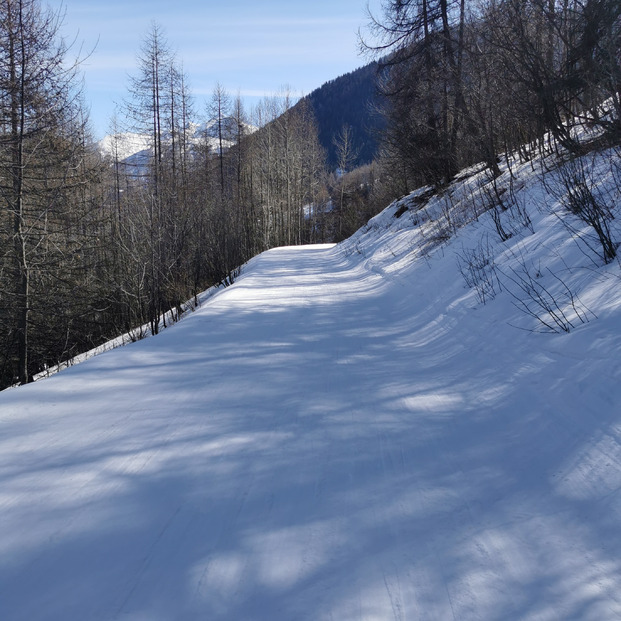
[0,0,97,384]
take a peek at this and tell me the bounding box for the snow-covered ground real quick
[2,145,621,620]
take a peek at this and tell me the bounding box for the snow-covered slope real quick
[1,145,621,620]
[97,119,257,163]
[97,132,153,162]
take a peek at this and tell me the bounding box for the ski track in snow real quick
[1,197,621,621]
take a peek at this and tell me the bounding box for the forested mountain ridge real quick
[97,62,384,173]
[297,61,384,169]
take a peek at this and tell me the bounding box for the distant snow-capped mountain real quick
[97,132,152,162]
[97,119,257,163]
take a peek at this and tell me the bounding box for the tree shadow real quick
[1,244,621,620]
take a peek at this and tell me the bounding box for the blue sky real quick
[48,0,382,139]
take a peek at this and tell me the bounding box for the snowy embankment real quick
[2,146,621,620]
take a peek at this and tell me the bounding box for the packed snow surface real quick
[2,149,621,620]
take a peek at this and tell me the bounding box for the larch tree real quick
[0,0,97,386]
[333,123,360,238]
[123,22,196,334]
[364,0,470,186]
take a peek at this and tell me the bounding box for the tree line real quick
[364,0,621,192]
[0,4,333,389]
[299,61,385,169]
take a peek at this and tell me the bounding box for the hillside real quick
[300,61,384,169]
[1,140,621,619]
[96,61,384,172]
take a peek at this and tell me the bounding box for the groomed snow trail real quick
[1,241,621,620]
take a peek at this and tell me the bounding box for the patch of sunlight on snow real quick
[401,392,464,413]
[0,475,132,558]
[190,520,346,605]
[190,551,247,604]
[251,521,345,590]
[408,316,455,349]
[475,529,535,584]
[358,485,458,526]
[553,556,621,618]
[553,433,621,500]
[335,353,375,365]
[473,384,512,407]
[326,575,455,621]
[326,581,394,621]
[8,467,129,511]
[467,510,621,619]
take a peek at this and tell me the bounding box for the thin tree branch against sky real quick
[47,0,381,138]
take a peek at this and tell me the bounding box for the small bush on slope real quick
[340,136,620,334]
